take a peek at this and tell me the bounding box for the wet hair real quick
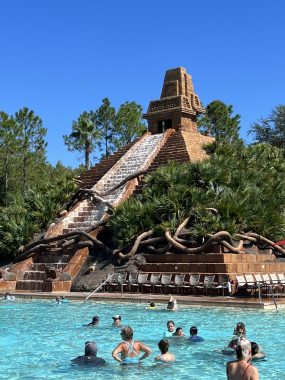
[150,302,155,307]
[175,327,183,334]
[167,320,175,328]
[85,341,97,356]
[121,326,133,340]
[236,337,251,361]
[190,326,198,336]
[251,342,259,356]
[234,322,246,336]
[158,339,169,354]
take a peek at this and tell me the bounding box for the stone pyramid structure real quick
[1,67,284,293]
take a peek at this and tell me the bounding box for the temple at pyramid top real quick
[144,67,205,134]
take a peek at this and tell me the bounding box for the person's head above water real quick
[251,342,259,356]
[234,322,246,336]
[90,316,99,325]
[85,341,97,356]
[190,326,198,336]
[167,320,175,332]
[174,327,184,336]
[112,314,121,321]
[150,302,156,308]
[158,339,169,354]
[120,326,133,340]
[236,337,252,361]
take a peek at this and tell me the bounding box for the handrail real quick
[268,285,278,314]
[84,273,115,302]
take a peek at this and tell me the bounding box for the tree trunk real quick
[85,140,91,170]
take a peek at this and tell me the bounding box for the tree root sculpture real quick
[116,230,154,260]
[165,230,245,254]
[14,231,111,263]
[247,232,285,255]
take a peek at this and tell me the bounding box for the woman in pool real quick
[226,337,259,380]
[228,322,246,349]
[154,339,175,363]
[112,325,152,365]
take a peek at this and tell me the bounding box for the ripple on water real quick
[0,299,284,380]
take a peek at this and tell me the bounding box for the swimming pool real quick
[0,299,284,380]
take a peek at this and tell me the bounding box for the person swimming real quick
[71,341,107,366]
[112,315,122,327]
[154,339,175,363]
[2,292,15,301]
[167,295,178,311]
[85,315,100,327]
[226,337,259,380]
[188,326,204,342]
[146,302,156,310]
[251,342,266,360]
[164,320,175,338]
[112,325,152,365]
[228,322,246,349]
[172,327,185,337]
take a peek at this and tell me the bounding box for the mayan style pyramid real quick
[2,67,283,293]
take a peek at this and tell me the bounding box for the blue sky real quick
[1,0,284,168]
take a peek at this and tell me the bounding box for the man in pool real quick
[71,341,107,366]
[112,314,122,327]
[188,326,204,342]
[112,325,152,364]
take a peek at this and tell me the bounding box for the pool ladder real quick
[257,283,278,313]
[84,273,115,302]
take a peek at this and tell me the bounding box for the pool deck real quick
[4,291,285,310]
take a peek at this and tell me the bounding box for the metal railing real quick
[84,273,115,302]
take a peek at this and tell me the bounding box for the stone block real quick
[62,272,72,281]
[215,263,227,273]
[181,255,191,263]
[242,264,249,273]
[4,272,16,281]
[198,264,207,273]
[207,264,216,273]
[189,263,198,272]
[0,281,16,291]
[157,264,168,272]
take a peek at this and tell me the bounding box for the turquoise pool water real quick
[0,299,284,380]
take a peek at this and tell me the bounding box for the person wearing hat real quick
[71,341,107,366]
[85,315,100,327]
[112,315,122,327]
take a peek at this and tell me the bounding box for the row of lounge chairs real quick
[103,273,231,296]
[236,273,285,297]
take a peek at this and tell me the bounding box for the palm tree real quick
[63,111,100,169]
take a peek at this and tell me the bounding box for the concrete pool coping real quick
[4,291,285,310]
